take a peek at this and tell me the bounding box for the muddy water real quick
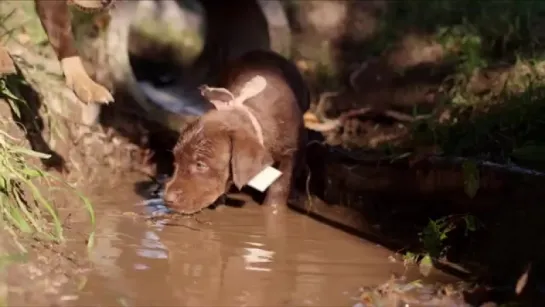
[64,175,457,307]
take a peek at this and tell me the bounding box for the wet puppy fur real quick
[163,50,310,214]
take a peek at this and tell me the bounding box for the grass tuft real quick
[0,2,95,252]
[0,74,95,251]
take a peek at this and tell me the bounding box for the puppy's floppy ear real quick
[230,129,273,190]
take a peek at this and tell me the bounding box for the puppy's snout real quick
[163,190,180,204]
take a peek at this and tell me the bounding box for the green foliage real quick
[412,81,545,170]
[370,0,545,61]
[0,75,95,249]
[0,3,95,252]
[404,213,479,271]
[420,216,456,258]
[420,214,478,258]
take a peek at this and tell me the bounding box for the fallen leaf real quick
[418,254,434,277]
[515,263,531,295]
[296,60,309,72]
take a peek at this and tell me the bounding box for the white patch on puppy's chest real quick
[247,166,282,192]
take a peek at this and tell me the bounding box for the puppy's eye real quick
[195,161,209,171]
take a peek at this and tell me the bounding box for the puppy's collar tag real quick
[247,166,282,192]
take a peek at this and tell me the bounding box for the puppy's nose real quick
[163,191,178,204]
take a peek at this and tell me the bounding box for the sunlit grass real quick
[341,0,545,166]
[0,3,95,252]
[0,75,95,251]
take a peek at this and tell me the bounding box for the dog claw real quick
[61,56,114,105]
[70,76,113,104]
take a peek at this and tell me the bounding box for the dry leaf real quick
[515,263,531,295]
[303,111,319,123]
[296,60,309,72]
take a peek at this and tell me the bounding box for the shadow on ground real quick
[0,71,66,172]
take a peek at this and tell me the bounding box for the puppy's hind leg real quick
[34,0,113,106]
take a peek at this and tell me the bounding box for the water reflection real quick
[137,230,168,260]
[243,245,274,272]
[70,179,457,307]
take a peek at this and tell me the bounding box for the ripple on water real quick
[137,230,168,260]
[70,179,459,307]
[242,246,274,272]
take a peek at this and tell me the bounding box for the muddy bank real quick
[292,141,545,300]
[0,29,157,307]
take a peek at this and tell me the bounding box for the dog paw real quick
[70,74,113,104]
[61,56,114,104]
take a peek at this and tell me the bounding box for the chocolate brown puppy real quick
[163,50,310,214]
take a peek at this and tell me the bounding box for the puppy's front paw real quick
[61,56,114,104]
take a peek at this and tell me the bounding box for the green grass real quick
[0,75,95,251]
[363,0,545,65]
[310,0,545,266]
[0,3,95,253]
[327,0,545,170]
[411,80,545,169]
[358,0,545,259]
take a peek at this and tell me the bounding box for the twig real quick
[305,164,313,213]
[314,91,340,120]
[349,60,370,90]
[383,110,430,122]
[305,105,431,132]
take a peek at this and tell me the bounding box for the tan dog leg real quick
[34,0,113,105]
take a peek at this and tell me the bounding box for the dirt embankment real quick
[0,9,157,306]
